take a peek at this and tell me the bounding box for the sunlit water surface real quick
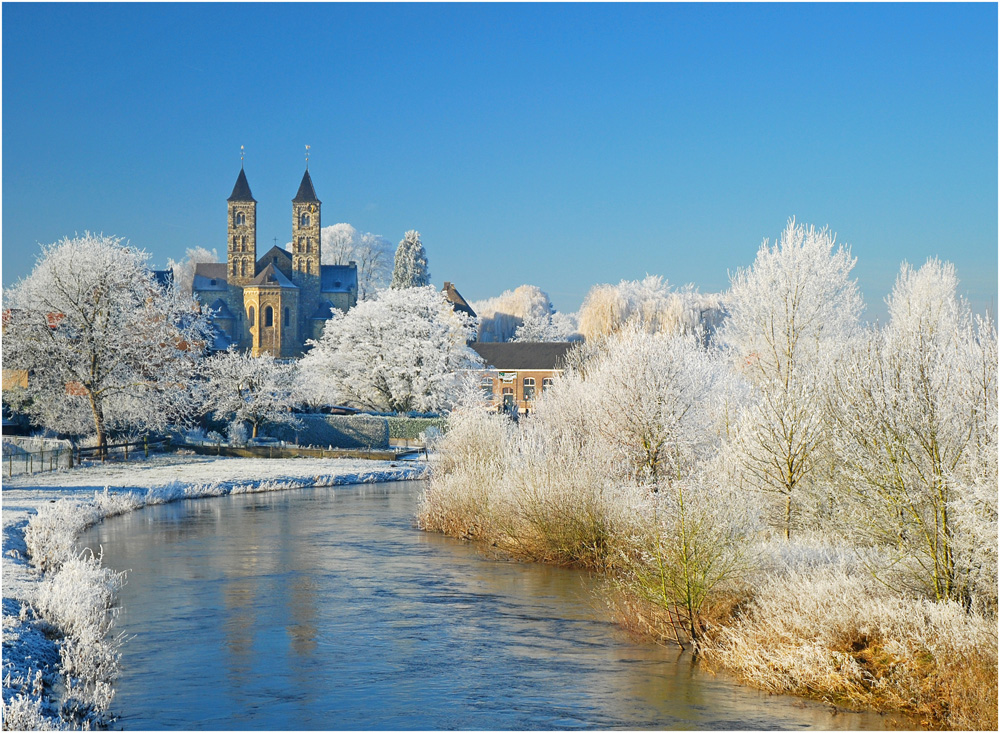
[79,482,905,730]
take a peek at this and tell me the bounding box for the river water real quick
[78,482,901,730]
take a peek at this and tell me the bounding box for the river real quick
[78,481,902,730]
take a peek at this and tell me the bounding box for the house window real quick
[542,378,554,393]
[480,377,494,400]
[264,306,274,327]
[523,377,536,401]
[283,307,290,327]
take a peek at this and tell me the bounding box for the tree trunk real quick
[87,389,107,459]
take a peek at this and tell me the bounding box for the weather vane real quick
[305,144,310,168]
[240,144,245,167]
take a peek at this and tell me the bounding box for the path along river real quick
[78,481,904,730]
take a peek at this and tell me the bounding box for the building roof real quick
[321,264,358,293]
[470,342,576,371]
[255,245,292,274]
[442,281,476,319]
[207,298,236,320]
[192,263,229,292]
[248,263,297,289]
[309,300,337,320]
[228,168,256,203]
[293,169,320,203]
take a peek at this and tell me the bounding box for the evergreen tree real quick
[390,230,430,289]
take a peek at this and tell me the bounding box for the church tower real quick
[291,169,321,336]
[291,169,321,279]
[227,167,257,286]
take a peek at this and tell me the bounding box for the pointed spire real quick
[293,169,320,204]
[228,167,256,203]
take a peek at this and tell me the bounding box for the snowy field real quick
[1,453,429,728]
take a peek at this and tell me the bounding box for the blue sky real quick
[3,2,996,320]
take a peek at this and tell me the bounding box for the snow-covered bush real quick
[701,565,998,730]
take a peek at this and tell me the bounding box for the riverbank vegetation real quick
[419,220,997,730]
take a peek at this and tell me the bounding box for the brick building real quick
[470,342,576,413]
[193,166,358,357]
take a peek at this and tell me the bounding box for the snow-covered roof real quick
[207,298,236,320]
[470,342,575,371]
[193,263,228,292]
[248,263,297,289]
[321,264,357,293]
[309,300,337,320]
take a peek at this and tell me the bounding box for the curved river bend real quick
[79,482,902,730]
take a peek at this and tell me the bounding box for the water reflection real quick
[79,483,905,731]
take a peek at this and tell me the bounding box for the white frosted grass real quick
[2,454,428,728]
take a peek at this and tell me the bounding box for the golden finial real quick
[240,144,245,167]
[305,144,311,169]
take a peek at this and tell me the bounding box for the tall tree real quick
[830,259,997,604]
[390,230,430,289]
[718,219,863,539]
[3,233,211,448]
[301,285,479,413]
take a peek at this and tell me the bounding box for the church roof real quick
[309,300,337,320]
[248,263,297,289]
[442,281,476,319]
[255,245,292,274]
[193,263,228,292]
[228,168,256,203]
[207,298,236,320]
[321,264,358,293]
[293,169,321,204]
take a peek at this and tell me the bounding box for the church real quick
[193,166,358,358]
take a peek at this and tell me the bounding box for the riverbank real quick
[1,454,429,729]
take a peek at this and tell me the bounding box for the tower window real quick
[235,211,246,226]
[306,261,311,274]
[264,306,274,327]
[300,213,310,227]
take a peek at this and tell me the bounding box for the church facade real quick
[193,167,358,358]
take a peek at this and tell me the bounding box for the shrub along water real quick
[419,293,997,730]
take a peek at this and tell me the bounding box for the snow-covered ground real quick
[1,453,429,728]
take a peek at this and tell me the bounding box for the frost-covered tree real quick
[472,284,555,342]
[577,277,724,343]
[3,234,211,448]
[198,348,300,439]
[390,230,430,289]
[301,285,480,413]
[830,260,997,605]
[718,219,863,539]
[167,246,218,295]
[319,223,393,299]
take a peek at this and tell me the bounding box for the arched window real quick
[305,239,311,254]
[523,377,536,401]
[300,213,310,227]
[248,306,256,328]
[232,261,237,276]
[240,260,246,277]
[283,307,290,327]
[542,377,555,393]
[264,306,274,327]
[306,261,311,274]
[235,211,246,226]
